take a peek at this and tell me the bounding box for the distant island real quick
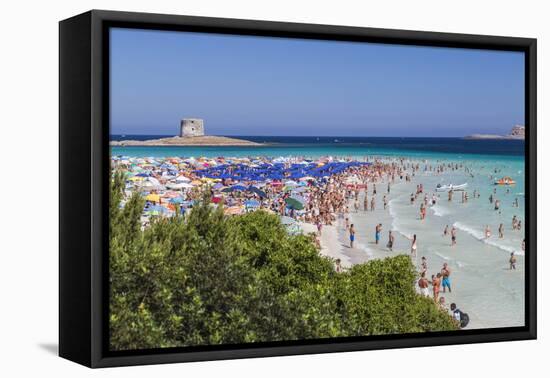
[465,125,525,140]
[111,118,263,147]
[110,135,263,147]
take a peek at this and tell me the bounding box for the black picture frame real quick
[59,9,537,368]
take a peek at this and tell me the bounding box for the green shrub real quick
[109,184,457,351]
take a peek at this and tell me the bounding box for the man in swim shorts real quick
[418,272,429,297]
[441,263,452,293]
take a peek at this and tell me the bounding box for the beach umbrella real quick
[166,182,193,190]
[290,195,306,204]
[299,176,315,181]
[245,199,260,208]
[285,197,304,210]
[247,186,267,198]
[145,193,160,203]
[211,196,223,204]
[222,185,248,192]
[175,175,191,183]
[169,197,185,204]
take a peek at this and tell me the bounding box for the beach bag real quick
[459,312,470,328]
[454,309,469,328]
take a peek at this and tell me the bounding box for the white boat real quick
[435,183,468,192]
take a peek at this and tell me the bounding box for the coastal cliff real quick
[110,135,262,147]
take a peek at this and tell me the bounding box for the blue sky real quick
[110,28,525,137]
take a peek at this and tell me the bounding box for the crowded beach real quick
[111,153,525,329]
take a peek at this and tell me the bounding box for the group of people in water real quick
[328,157,525,328]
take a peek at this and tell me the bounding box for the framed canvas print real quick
[59,10,536,368]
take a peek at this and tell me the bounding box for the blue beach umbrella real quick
[248,186,267,198]
[245,199,260,208]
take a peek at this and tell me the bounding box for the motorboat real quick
[435,183,468,192]
[494,176,516,185]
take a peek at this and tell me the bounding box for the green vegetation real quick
[109,173,457,351]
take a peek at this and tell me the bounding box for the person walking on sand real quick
[364,195,368,211]
[387,230,395,251]
[499,223,504,238]
[451,226,457,247]
[383,195,388,210]
[418,272,430,297]
[411,234,417,258]
[349,224,355,248]
[441,263,452,293]
[370,197,375,211]
[509,252,517,270]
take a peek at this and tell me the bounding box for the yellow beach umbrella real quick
[145,194,160,202]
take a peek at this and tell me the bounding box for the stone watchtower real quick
[180,118,205,137]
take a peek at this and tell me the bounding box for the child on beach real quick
[499,223,504,238]
[335,258,342,273]
[443,225,449,236]
[438,297,448,313]
[411,234,417,258]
